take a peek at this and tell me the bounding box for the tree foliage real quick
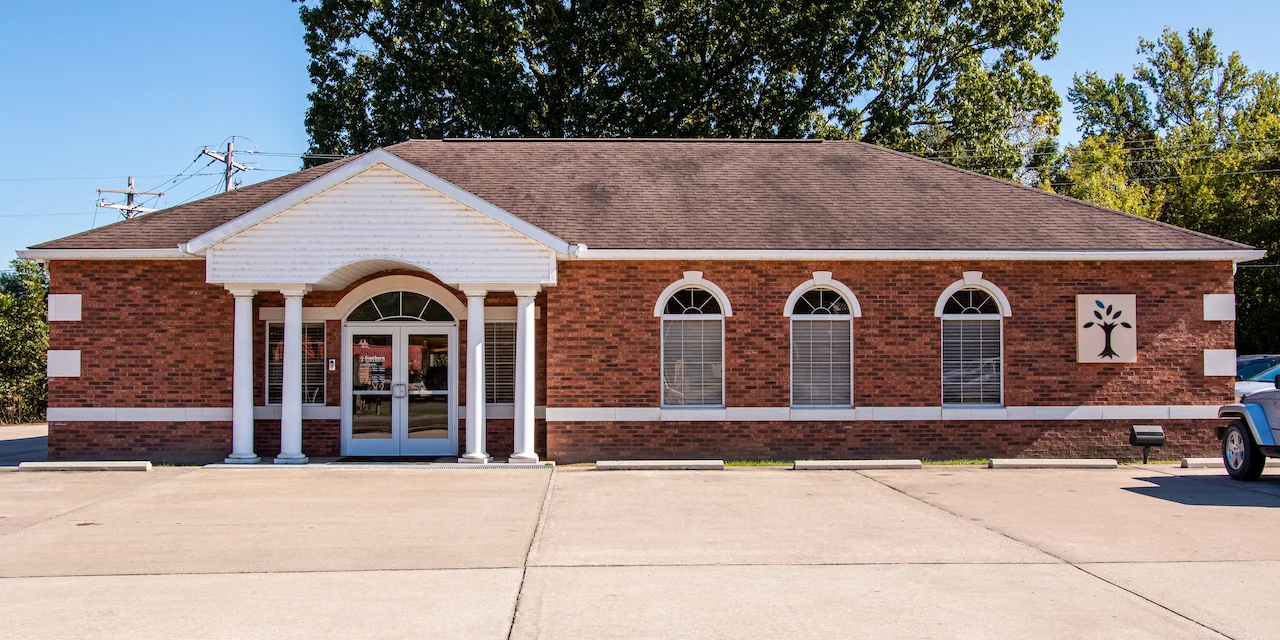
[1059,28,1280,352]
[0,260,48,424]
[296,0,1063,179]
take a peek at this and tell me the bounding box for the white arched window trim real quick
[786,273,857,408]
[653,271,734,317]
[334,275,467,321]
[933,271,1012,318]
[782,272,863,317]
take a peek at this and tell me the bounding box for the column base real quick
[459,454,492,464]
[273,453,309,465]
[508,453,540,463]
[224,454,261,464]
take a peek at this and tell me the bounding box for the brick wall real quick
[547,419,1221,464]
[543,260,1235,461]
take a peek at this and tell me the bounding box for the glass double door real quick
[344,324,457,456]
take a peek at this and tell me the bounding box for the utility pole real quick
[97,176,164,219]
[200,136,249,192]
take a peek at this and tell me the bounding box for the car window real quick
[1246,363,1280,382]
[1238,360,1278,380]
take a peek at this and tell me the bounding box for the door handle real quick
[393,383,407,398]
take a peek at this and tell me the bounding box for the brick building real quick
[19,140,1264,463]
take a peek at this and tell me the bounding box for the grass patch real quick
[724,460,793,467]
[922,458,990,466]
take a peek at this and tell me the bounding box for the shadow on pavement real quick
[0,435,48,467]
[1125,475,1280,507]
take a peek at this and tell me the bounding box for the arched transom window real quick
[790,289,853,406]
[940,287,1003,405]
[661,286,725,407]
[346,291,455,322]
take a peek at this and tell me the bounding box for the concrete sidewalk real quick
[3,462,1279,639]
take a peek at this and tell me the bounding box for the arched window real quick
[345,291,455,322]
[660,282,726,407]
[789,289,853,406]
[939,286,1004,405]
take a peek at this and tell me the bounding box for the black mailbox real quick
[1130,424,1165,464]
[1130,425,1166,447]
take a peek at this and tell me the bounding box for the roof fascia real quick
[181,148,572,255]
[570,248,1267,262]
[17,248,196,261]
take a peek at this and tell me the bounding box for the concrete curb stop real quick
[1181,457,1224,468]
[988,458,1118,469]
[18,461,152,472]
[595,460,724,471]
[793,459,923,470]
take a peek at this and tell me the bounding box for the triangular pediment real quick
[190,150,567,289]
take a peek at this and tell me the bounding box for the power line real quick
[917,136,1280,161]
[1048,167,1280,187]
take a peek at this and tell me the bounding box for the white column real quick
[225,290,259,464]
[275,289,308,464]
[461,291,490,463]
[510,291,539,463]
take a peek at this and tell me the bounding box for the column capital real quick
[511,285,541,299]
[460,287,489,299]
[226,287,257,298]
[278,285,311,298]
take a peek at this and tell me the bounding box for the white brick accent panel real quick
[46,350,81,377]
[1204,349,1237,377]
[1203,294,1236,321]
[47,294,81,321]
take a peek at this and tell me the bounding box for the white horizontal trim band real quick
[17,248,197,260]
[543,405,1224,422]
[48,405,547,422]
[571,249,1266,262]
[47,407,233,422]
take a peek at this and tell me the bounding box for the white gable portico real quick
[183,149,572,465]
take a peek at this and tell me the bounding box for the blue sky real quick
[4,0,1279,261]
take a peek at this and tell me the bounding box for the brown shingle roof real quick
[31,139,1249,252]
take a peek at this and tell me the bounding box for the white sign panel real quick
[1077,295,1137,363]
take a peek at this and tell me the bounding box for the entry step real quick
[988,458,1118,469]
[19,461,151,472]
[595,460,724,471]
[1181,457,1224,468]
[793,459,922,470]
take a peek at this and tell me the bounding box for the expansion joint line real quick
[506,465,556,640]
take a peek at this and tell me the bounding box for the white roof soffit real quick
[179,148,573,256]
[568,248,1268,262]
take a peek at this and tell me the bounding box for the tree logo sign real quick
[1077,295,1137,363]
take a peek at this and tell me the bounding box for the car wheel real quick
[1223,421,1265,481]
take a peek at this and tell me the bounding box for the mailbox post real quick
[1130,425,1166,464]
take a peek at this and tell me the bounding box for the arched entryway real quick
[341,290,460,456]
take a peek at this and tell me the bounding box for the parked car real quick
[1238,354,1280,380]
[1219,377,1280,480]
[1237,363,1280,401]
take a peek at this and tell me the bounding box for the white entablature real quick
[184,149,571,290]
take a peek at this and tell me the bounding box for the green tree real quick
[1061,27,1280,352]
[0,260,48,424]
[296,0,1063,179]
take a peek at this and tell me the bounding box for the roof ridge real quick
[843,139,1254,251]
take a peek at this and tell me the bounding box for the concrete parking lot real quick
[2,439,1279,638]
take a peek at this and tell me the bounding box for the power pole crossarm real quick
[199,147,249,172]
[95,175,164,220]
[200,137,250,192]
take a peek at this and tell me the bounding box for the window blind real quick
[941,319,1001,405]
[792,319,852,406]
[267,323,327,405]
[662,319,723,406]
[485,322,516,404]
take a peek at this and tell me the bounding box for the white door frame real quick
[341,322,459,456]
